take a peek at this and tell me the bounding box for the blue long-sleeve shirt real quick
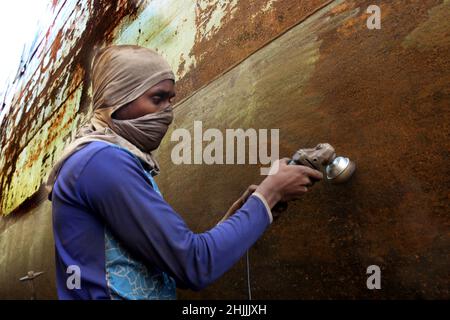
[51,141,272,299]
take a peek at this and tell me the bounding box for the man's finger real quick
[304,177,313,187]
[297,165,324,180]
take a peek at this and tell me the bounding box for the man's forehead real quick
[147,80,175,95]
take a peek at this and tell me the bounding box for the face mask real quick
[110,106,173,152]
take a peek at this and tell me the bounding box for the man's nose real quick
[160,101,172,110]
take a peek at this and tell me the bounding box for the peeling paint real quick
[1,0,143,215]
[115,0,198,79]
[2,87,82,214]
[196,0,238,41]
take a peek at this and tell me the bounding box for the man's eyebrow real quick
[150,89,176,97]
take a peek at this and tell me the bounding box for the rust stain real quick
[40,29,63,74]
[157,0,449,299]
[174,0,330,103]
[177,52,187,78]
[195,0,237,42]
[335,2,394,37]
[290,0,449,298]
[330,1,350,14]
[402,0,450,50]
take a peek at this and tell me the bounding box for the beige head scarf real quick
[45,45,175,199]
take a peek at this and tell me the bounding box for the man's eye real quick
[151,96,161,104]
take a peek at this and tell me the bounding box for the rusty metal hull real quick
[1,0,449,299]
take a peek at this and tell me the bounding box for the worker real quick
[46,45,323,300]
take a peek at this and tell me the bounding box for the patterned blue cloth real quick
[104,144,176,300]
[105,227,176,300]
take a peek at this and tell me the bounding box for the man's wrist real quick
[255,184,281,208]
[252,192,274,224]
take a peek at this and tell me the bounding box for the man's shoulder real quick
[77,140,122,157]
[60,141,139,181]
[76,140,112,157]
[65,141,113,168]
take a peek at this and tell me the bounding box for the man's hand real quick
[255,158,323,208]
[219,184,258,224]
[218,159,323,224]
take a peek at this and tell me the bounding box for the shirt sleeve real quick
[76,146,272,291]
